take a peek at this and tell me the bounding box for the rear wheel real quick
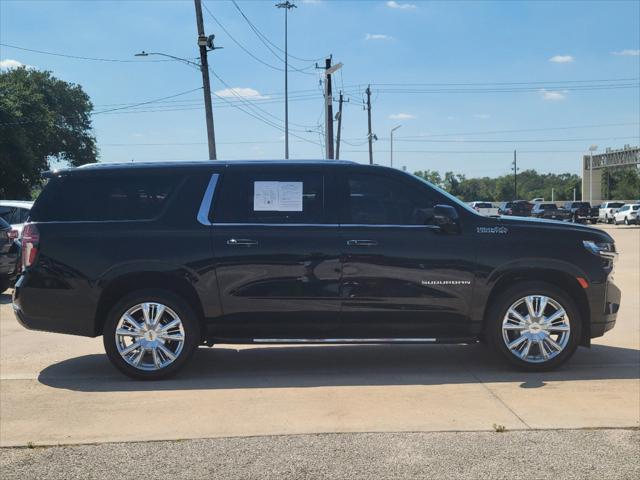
[103,289,200,380]
[486,282,581,371]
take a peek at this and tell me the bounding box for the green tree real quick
[0,67,97,199]
[609,166,640,200]
[414,170,443,187]
[414,168,584,202]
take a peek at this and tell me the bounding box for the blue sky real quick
[1,0,639,177]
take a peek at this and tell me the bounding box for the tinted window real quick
[346,173,440,225]
[31,174,181,222]
[475,202,493,208]
[18,208,30,223]
[0,206,15,224]
[215,171,325,224]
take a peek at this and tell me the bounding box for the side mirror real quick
[433,204,460,233]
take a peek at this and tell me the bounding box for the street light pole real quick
[390,125,401,167]
[276,1,296,159]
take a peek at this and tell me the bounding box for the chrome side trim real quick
[210,223,438,228]
[252,338,437,343]
[197,174,219,226]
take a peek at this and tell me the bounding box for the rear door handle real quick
[227,238,259,247]
[346,239,378,247]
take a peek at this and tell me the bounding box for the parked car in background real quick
[531,203,571,221]
[498,200,533,217]
[599,202,625,224]
[531,197,545,203]
[0,218,19,293]
[0,200,34,237]
[468,201,499,217]
[13,160,621,379]
[613,204,639,225]
[563,201,599,224]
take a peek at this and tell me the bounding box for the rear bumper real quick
[589,281,621,339]
[12,272,97,337]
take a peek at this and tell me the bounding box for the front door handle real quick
[227,238,259,247]
[346,239,378,247]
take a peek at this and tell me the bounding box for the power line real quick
[0,42,187,63]
[92,87,203,114]
[210,69,318,130]
[387,136,640,144]
[231,0,325,63]
[202,1,315,76]
[370,78,640,87]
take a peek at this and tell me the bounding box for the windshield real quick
[539,204,557,210]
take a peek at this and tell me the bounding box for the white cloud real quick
[365,33,392,41]
[386,1,417,9]
[389,113,416,120]
[214,87,269,100]
[473,113,490,119]
[549,55,575,63]
[540,89,567,101]
[0,59,27,69]
[611,49,640,56]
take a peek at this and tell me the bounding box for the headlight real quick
[583,240,617,260]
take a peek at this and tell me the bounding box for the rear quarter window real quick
[30,174,182,222]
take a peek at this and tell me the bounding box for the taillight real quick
[21,224,40,269]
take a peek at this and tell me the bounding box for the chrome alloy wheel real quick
[115,302,185,371]
[501,295,571,364]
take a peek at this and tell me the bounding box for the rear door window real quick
[214,171,325,224]
[30,174,181,222]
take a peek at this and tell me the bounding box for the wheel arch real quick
[94,271,206,338]
[482,268,591,346]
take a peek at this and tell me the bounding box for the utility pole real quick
[366,85,373,165]
[324,58,334,159]
[317,57,342,159]
[335,91,345,160]
[194,0,217,160]
[512,149,517,199]
[276,1,296,159]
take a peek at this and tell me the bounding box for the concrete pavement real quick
[2,429,639,480]
[1,224,638,447]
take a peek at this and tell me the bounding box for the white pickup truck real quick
[468,201,500,217]
[599,201,625,224]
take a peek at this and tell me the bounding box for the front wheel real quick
[103,290,200,380]
[486,282,581,371]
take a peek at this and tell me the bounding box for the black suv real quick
[13,161,621,379]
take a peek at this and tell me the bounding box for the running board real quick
[252,338,437,343]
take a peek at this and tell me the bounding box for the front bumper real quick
[590,281,621,338]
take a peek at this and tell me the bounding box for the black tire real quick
[486,281,582,372]
[103,289,201,380]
